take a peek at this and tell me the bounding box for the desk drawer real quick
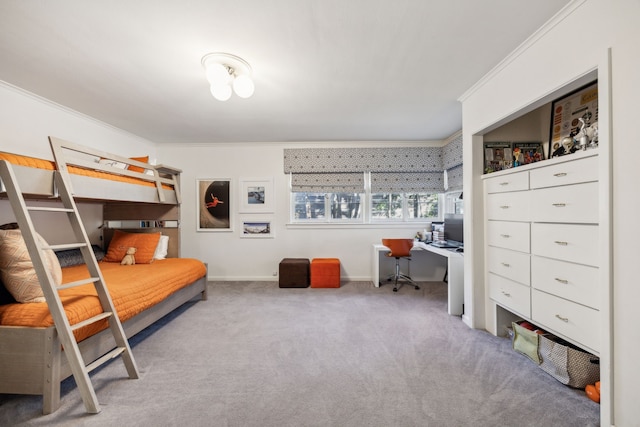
[487,191,531,221]
[531,256,599,309]
[531,223,598,266]
[530,155,598,189]
[487,246,530,286]
[531,182,598,224]
[532,289,600,353]
[485,171,529,194]
[489,273,531,318]
[487,221,530,253]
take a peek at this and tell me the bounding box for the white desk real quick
[372,241,464,316]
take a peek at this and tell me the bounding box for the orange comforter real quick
[0,258,206,342]
[0,152,173,190]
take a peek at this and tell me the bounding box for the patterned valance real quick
[291,172,365,192]
[442,134,463,170]
[371,172,444,193]
[284,147,443,173]
[445,164,463,192]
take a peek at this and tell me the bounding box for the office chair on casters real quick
[381,239,420,292]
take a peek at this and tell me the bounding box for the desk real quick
[372,241,464,316]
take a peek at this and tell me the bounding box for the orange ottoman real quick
[310,258,340,288]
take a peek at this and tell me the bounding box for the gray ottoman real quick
[279,258,310,288]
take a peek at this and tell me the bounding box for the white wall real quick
[460,0,640,424]
[157,142,444,282]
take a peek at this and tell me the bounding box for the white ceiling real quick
[0,1,571,144]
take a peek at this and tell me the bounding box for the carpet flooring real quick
[0,281,600,426]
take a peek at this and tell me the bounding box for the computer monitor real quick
[444,214,464,245]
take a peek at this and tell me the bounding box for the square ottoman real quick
[310,258,341,288]
[279,258,310,288]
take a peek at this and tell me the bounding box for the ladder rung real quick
[71,311,113,332]
[26,206,74,213]
[46,243,88,251]
[58,277,100,291]
[86,347,126,373]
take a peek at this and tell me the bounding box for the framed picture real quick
[239,177,274,213]
[512,142,544,167]
[483,142,513,174]
[197,178,232,231]
[548,80,598,158]
[240,220,274,238]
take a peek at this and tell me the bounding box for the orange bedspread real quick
[0,152,173,190]
[0,258,206,342]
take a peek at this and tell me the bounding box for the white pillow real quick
[153,235,170,260]
[0,229,63,303]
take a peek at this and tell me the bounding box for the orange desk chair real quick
[381,238,420,292]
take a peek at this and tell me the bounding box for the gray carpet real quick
[0,281,600,427]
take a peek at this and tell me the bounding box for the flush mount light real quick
[201,52,255,101]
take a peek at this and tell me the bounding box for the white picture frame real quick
[240,219,274,238]
[239,177,274,213]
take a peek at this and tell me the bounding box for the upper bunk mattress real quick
[0,258,207,342]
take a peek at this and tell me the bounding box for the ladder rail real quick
[0,160,140,414]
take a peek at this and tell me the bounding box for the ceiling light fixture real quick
[201,52,255,101]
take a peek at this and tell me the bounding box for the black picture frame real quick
[483,142,512,174]
[548,80,598,159]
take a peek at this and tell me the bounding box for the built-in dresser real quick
[483,150,599,355]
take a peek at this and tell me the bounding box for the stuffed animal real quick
[121,247,137,265]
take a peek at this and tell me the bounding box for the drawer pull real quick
[500,234,511,238]
[554,172,568,177]
[499,182,510,186]
[555,314,569,323]
[554,240,568,246]
[501,291,511,297]
[500,205,510,209]
[552,203,567,207]
[501,262,510,267]
[555,278,569,284]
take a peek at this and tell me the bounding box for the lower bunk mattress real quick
[0,258,207,342]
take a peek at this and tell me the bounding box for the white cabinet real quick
[483,152,600,354]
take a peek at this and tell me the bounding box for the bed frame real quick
[0,137,207,414]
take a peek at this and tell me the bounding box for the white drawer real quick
[532,289,600,353]
[486,191,531,221]
[531,223,598,266]
[531,182,599,224]
[485,171,529,194]
[487,221,530,253]
[530,155,598,189]
[489,273,531,317]
[487,246,530,286]
[531,256,599,309]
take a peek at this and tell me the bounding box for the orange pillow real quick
[103,230,161,264]
[128,156,149,173]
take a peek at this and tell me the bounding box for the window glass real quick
[371,193,403,219]
[407,193,439,219]
[330,193,362,220]
[293,193,325,220]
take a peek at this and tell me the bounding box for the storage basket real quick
[538,334,600,389]
[511,321,541,364]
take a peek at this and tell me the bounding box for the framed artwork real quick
[239,177,274,213]
[240,220,274,238]
[512,142,544,167]
[197,178,232,231]
[483,142,513,174]
[548,80,598,158]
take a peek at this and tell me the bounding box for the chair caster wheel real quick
[393,288,398,292]
[414,286,420,290]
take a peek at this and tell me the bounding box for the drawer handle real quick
[552,203,567,207]
[554,172,568,177]
[555,314,569,323]
[555,278,569,284]
[554,240,568,246]
[500,205,510,209]
[500,234,511,238]
[501,291,511,297]
[501,262,510,267]
[499,182,510,186]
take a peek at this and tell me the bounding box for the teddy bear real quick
[120,247,137,265]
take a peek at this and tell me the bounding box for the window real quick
[293,192,362,221]
[371,192,439,221]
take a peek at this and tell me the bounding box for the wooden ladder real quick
[0,160,139,414]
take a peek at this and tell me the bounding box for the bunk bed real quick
[0,137,208,414]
